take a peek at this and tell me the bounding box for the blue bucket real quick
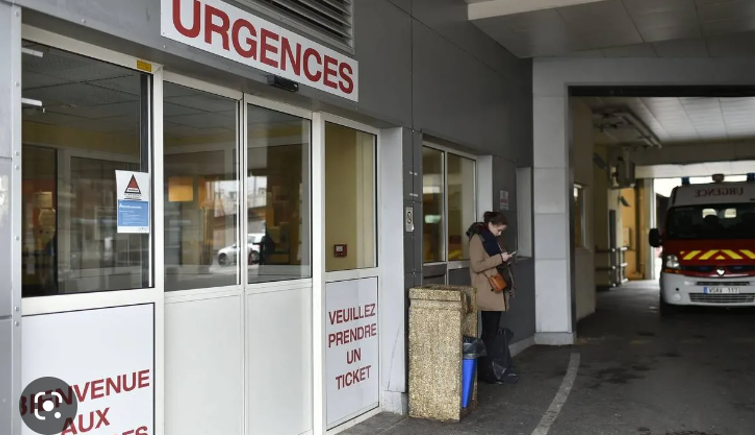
[461,358,476,408]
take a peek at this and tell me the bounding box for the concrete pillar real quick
[532,91,575,345]
[0,3,22,434]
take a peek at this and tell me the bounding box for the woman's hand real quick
[500,252,512,262]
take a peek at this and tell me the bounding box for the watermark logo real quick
[19,377,78,435]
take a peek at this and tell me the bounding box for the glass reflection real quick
[247,104,312,283]
[422,147,444,263]
[163,82,239,291]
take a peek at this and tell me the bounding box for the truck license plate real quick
[704,287,740,294]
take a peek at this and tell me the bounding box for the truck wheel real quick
[659,296,678,318]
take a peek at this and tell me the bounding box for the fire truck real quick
[649,173,755,316]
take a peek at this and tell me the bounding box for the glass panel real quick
[324,122,376,272]
[21,42,151,297]
[447,154,475,261]
[247,104,312,283]
[422,147,444,263]
[163,83,239,291]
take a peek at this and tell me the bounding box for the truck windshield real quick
[666,203,755,240]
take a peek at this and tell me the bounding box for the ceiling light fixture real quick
[592,106,662,149]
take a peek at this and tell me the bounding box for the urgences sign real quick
[161,0,359,101]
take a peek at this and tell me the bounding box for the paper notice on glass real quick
[116,170,151,234]
[499,190,509,211]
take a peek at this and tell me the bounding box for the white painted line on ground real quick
[531,352,581,435]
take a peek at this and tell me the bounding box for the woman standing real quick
[467,211,516,384]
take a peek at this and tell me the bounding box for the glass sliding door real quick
[321,118,379,430]
[246,104,312,284]
[421,144,477,285]
[20,41,154,297]
[162,82,240,291]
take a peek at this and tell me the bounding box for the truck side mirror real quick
[648,229,661,248]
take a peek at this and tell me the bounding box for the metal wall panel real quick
[411,0,528,84]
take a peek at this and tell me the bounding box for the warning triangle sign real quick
[125,175,142,195]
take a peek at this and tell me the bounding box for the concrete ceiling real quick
[468,0,755,58]
[578,96,755,145]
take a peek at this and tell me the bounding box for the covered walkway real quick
[343,282,755,435]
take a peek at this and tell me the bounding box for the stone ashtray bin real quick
[408,284,479,422]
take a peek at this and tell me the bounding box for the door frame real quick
[420,141,479,283]
[312,112,382,434]
[19,23,167,434]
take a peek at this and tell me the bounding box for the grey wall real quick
[492,156,535,342]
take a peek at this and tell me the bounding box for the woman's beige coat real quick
[468,234,508,312]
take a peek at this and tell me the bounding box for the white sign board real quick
[499,190,509,211]
[161,0,359,101]
[325,277,379,428]
[673,182,755,207]
[115,171,151,234]
[21,304,155,435]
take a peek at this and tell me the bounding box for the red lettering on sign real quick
[204,5,230,50]
[339,62,354,94]
[167,0,357,97]
[281,38,302,75]
[303,48,322,82]
[328,304,378,325]
[260,28,279,68]
[172,0,201,38]
[335,365,372,390]
[327,322,378,348]
[231,18,257,59]
[61,408,110,434]
[136,427,150,435]
[346,348,362,364]
[138,369,151,389]
[90,379,104,399]
[323,55,338,89]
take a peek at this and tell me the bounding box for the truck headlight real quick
[664,254,680,269]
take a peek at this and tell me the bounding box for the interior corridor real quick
[343,282,755,435]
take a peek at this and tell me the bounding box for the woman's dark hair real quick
[483,211,508,226]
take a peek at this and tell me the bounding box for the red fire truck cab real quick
[649,174,755,317]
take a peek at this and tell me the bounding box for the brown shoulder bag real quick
[488,271,508,293]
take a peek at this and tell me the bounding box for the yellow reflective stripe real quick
[683,250,701,260]
[715,255,726,260]
[722,249,743,260]
[699,250,719,260]
[741,249,755,260]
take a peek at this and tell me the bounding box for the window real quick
[573,185,586,248]
[163,83,239,291]
[422,147,444,263]
[447,154,476,261]
[247,104,312,283]
[666,203,755,241]
[21,42,152,297]
[324,122,376,272]
[421,145,477,264]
